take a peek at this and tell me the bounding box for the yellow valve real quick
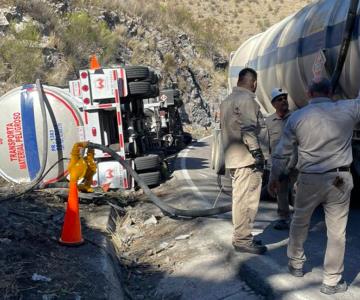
[67,142,89,183]
[78,148,97,193]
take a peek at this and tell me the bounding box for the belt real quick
[325,166,350,173]
[301,166,350,174]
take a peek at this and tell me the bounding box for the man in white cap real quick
[265,88,296,230]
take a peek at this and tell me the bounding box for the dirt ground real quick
[0,177,131,300]
[0,162,262,300]
[112,198,201,300]
[0,176,203,300]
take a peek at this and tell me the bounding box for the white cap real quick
[271,88,288,102]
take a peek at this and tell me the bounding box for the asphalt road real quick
[158,136,360,300]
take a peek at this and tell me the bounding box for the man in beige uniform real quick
[220,68,267,255]
[269,78,360,294]
[266,88,296,230]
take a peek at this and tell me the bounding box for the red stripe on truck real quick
[45,91,80,126]
[119,134,124,149]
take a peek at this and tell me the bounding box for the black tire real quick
[134,154,160,171]
[128,81,151,96]
[138,171,161,186]
[149,84,159,97]
[142,71,159,84]
[125,66,149,80]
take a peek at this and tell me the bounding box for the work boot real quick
[288,264,304,277]
[233,242,267,255]
[273,219,290,230]
[320,280,347,295]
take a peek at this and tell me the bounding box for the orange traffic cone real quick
[89,54,101,70]
[59,181,84,246]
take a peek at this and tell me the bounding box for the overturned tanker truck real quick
[212,0,360,188]
[0,63,189,190]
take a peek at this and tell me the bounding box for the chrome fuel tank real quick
[229,0,360,114]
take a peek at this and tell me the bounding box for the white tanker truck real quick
[212,0,360,188]
[0,64,189,190]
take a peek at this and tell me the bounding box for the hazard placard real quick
[160,94,168,102]
[90,70,116,100]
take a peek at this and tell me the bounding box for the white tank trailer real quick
[0,84,84,184]
[229,0,360,112]
[213,0,360,186]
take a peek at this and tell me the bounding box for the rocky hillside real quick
[0,0,312,127]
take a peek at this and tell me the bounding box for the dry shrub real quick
[15,0,58,32]
[57,12,119,72]
[163,53,177,73]
[0,22,44,84]
[45,59,73,86]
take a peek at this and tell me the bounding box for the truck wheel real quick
[142,71,159,84]
[125,66,149,80]
[128,81,151,96]
[149,84,159,97]
[134,154,160,171]
[138,171,161,187]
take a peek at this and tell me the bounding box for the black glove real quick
[250,149,265,172]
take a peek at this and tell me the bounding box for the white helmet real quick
[271,88,288,102]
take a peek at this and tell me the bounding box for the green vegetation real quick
[0,0,312,94]
[0,22,43,83]
[118,1,229,56]
[58,12,120,74]
[15,0,58,32]
[0,9,120,85]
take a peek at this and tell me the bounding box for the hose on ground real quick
[87,142,232,218]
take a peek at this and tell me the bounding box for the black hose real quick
[87,142,232,218]
[34,79,49,184]
[330,0,359,92]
